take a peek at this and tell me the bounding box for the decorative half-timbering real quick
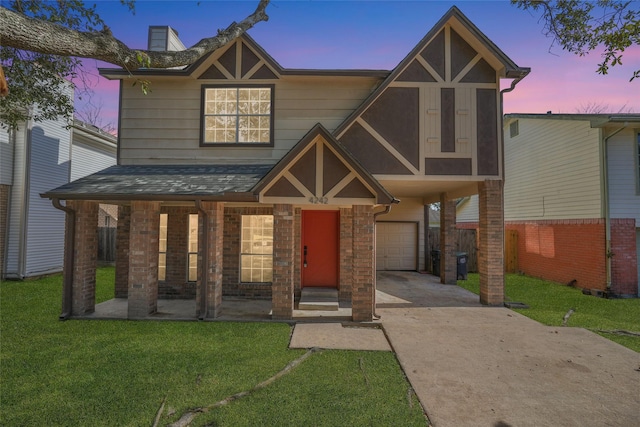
[197,38,279,80]
[254,124,394,206]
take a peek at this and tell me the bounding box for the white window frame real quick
[240,215,273,283]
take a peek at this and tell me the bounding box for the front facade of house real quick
[0,114,117,280]
[42,7,529,320]
[458,114,640,297]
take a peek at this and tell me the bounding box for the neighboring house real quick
[41,7,529,321]
[0,117,117,279]
[457,113,640,297]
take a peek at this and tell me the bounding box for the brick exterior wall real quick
[340,207,353,301]
[610,218,637,297]
[196,202,223,318]
[294,208,302,299]
[478,180,504,305]
[127,201,160,319]
[161,207,196,299]
[352,205,374,321]
[440,195,457,285]
[68,200,99,315]
[115,205,130,298]
[0,184,9,280]
[505,219,607,291]
[272,204,294,319]
[222,206,273,299]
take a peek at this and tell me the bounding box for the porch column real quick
[339,207,353,301]
[127,201,160,319]
[68,200,99,315]
[478,179,504,305]
[352,205,374,322]
[115,205,130,298]
[196,201,224,319]
[165,207,190,297]
[272,204,294,320]
[440,194,457,285]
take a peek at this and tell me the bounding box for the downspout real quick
[18,119,34,279]
[500,70,530,182]
[195,200,208,320]
[372,200,398,319]
[602,124,628,292]
[51,198,74,320]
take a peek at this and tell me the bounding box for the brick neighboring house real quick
[41,7,530,320]
[457,114,640,297]
[0,114,117,279]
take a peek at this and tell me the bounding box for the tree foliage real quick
[0,0,269,130]
[513,0,640,81]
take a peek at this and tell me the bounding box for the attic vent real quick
[510,120,519,138]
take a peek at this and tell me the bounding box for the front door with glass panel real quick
[301,210,339,288]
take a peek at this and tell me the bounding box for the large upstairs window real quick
[201,85,274,146]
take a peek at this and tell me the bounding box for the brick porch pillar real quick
[272,204,294,320]
[115,205,130,298]
[478,179,504,305]
[339,207,353,301]
[127,201,160,319]
[352,205,374,322]
[440,194,457,285]
[196,202,224,318]
[68,200,99,315]
[165,207,190,296]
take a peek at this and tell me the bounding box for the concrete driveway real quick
[375,272,640,427]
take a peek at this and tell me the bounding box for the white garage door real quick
[376,222,417,271]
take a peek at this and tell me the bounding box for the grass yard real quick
[0,267,426,427]
[458,273,640,352]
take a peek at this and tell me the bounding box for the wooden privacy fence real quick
[428,228,478,272]
[427,228,519,274]
[98,227,116,263]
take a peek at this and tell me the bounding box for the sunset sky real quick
[78,0,640,130]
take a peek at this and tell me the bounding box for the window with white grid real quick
[240,215,273,283]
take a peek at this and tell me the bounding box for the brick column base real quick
[272,204,294,320]
[339,208,353,301]
[352,205,374,322]
[440,194,457,285]
[478,180,504,305]
[115,205,130,298]
[196,202,224,318]
[127,201,160,319]
[68,200,99,315]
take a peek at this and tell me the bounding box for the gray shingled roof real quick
[41,165,274,201]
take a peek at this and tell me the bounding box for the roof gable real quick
[253,124,395,205]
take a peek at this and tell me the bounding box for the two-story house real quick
[42,7,529,321]
[458,113,640,297]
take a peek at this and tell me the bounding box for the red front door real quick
[301,210,339,288]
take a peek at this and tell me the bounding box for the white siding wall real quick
[607,127,640,223]
[70,138,116,181]
[5,125,28,276]
[118,76,379,165]
[503,118,602,220]
[0,127,13,185]
[24,119,70,276]
[457,195,479,223]
[377,197,426,271]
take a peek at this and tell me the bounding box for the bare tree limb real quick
[0,0,270,71]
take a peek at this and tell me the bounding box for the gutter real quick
[195,200,208,320]
[51,198,74,320]
[601,124,628,291]
[371,200,399,320]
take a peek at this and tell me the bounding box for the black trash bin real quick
[431,250,441,276]
[457,252,468,280]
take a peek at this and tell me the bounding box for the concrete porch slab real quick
[290,323,391,351]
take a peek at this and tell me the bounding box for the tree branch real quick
[0,0,270,70]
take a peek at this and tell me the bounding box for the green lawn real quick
[0,267,426,427]
[458,273,640,352]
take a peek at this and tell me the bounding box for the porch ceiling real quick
[40,164,273,201]
[378,178,480,203]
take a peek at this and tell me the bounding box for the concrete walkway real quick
[291,272,640,426]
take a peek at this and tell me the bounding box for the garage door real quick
[636,229,640,296]
[376,222,417,271]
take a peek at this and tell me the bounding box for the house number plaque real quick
[308,196,328,204]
